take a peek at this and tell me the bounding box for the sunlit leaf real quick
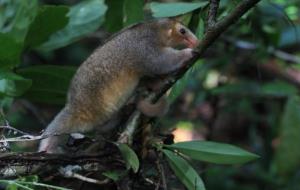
[165,141,259,164]
[162,149,205,190]
[0,0,38,42]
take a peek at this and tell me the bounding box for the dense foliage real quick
[1,0,300,189]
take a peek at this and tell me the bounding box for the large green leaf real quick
[102,170,127,182]
[0,33,23,69]
[116,143,139,173]
[274,96,300,175]
[162,149,205,190]
[0,70,32,97]
[39,0,107,51]
[261,81,298,97]
[196,17,205,39]
[24,5,69,48]
[104,0,124,32]
[124,0,144,26]
[165,141,259,164]
[0,0,38,42]
[150,2,208,18]
[17,65,76,105]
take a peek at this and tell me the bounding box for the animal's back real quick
[66,24,155,126]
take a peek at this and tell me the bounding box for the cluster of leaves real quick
[108,140,258,190]
[0,0,107,107]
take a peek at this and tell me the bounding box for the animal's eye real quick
[179,28,186,35]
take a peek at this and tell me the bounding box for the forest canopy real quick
[1,0,300,190]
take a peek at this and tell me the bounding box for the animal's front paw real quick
[182,48,194,58]
[180,48,196,64]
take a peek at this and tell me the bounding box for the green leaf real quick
[24,5,69,48]
[211,81,261,96]
[116,143,139,173]
[211,81,297,98]
[0,33,23,69]
[168,60,203,103]
[0,0,38,42]
[261,81,297,97]
[124,0,144,26]
[17,65,76,105]
[150,2,208,18]
[0,97,13,112]
[3,181,18,190]
[162,149,205,190]
[168,69,192,103]
[39,0,107,51]
[196,17,205,39]
[165,141,259,164]
[102,170,127,181]
[104,0,124,32]
[274,96,300,175]
[18,175,39,183]
[0,70,32,97]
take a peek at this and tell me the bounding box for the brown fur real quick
[39,18,199,153]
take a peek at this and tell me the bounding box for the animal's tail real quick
[38,107,73,153]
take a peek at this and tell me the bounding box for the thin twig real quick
[0,126,31,136]
[0,131,81,143]
[156,157,167,190]
[65,172,110,185]
[207,0,220,28]
[154,178,161,190]
[117,111,141,144]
